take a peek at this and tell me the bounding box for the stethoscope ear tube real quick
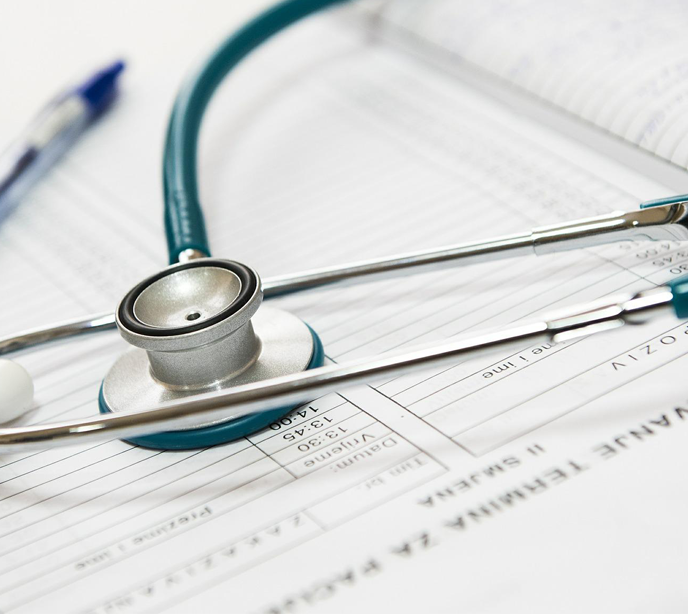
[0,284,678,452]
[2,264,686,357]
[0,312,116,356]
[162,0,351,264]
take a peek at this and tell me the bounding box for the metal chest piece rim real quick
[99,258,323,450]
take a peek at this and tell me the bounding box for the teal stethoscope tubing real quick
[163,0,351,264]
[161,0,688,316]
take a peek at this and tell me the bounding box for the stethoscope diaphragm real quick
[99,258,323,449]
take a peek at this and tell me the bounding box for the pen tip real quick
[106,59,126,77]
[77,59,127,116]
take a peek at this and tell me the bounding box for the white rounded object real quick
[0,359,34,423]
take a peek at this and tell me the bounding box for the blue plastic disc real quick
[99,323,324,450]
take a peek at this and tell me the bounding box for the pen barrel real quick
[0,96,89,217]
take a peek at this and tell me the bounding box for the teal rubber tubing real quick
[640,193,688,208]
[163,0,352,264]
[669,274,688,319]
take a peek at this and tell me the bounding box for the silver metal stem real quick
[5,203,686,353]
[0,287,673,452]
[177,248,207,263]
[264,232,533,296]
[264,202,688,296]
[0,313,116,355]
[532,203,688,253]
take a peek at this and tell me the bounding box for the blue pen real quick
[0,60,125,220]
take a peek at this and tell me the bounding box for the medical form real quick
[0,0,687,612]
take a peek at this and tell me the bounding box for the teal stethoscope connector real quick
[668,275,688,318]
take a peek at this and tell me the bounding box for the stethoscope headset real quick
[0,0,687,452]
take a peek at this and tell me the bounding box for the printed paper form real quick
[377,0,688,168]
[0,9,687,614]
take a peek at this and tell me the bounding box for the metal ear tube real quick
[0,283,680,453]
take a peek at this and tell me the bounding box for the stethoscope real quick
[0,0,688,452]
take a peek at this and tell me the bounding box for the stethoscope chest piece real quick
[99,258,323,450]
